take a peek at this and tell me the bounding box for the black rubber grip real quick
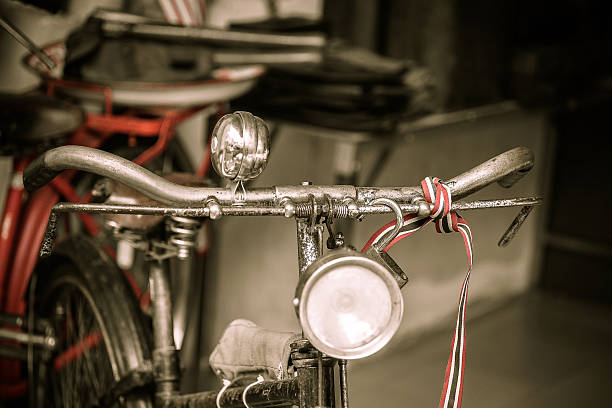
[23,153,61,192]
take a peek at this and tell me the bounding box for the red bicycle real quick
[0,82,223,396]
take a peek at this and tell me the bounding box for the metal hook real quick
[229,180,247,205]
[498,205,534,247]
[370,198,404,251]
[216,379,232,408]
[242,375,264,408]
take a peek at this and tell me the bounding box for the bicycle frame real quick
[0,104,219,400]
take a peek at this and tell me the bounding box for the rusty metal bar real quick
[0,328,55,349]
[338,360,349,408]
[160,379,299,408]
[149,261,180,398]
[48,197,542,218]
[24,146,534,206]
[296,220,323,276]
[498,205,535,247]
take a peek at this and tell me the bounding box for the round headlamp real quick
[294,248,403,359]
[210,111,270,181]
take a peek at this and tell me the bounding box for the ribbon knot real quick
[421,176,461,234]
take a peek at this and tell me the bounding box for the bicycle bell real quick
[210,111,270,181]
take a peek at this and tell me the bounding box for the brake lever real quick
[497,205,535,247]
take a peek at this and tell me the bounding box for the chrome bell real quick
[210,111,270,181]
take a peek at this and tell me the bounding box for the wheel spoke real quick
[45,281,115,407]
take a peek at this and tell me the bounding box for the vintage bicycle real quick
[5,111,540,407]
[0,13,269,401]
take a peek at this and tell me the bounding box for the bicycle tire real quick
[34,235,153,407]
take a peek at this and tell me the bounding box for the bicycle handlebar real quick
[24,145,534,209]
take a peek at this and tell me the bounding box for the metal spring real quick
[332,204,349,218]
[293,202,350,218]
[294,202,313,218]
[167,216,201,259]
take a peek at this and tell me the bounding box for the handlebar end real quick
[496,147,534,189]
[23,153,61,192]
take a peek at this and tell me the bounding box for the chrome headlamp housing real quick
[294,248,404,359]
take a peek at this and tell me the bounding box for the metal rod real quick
[149,261,180,399]
[498,205,535,247]
[450,197,542,210]
[49,197,543,218]
[162,378,299,407]
[39,197,541,257]
[317,353,323,407]
[100,20,326,48]
[0,15,56,70]
[0,328,54,349]
[296,219,323,276]
[52,202,213,217]
[338,360,349,408]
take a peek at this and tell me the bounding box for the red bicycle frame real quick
[0,81,219,397]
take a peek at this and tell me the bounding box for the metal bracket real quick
[498,205,535,247]
[146,240,180,262]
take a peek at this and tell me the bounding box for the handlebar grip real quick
[23,152,62,192]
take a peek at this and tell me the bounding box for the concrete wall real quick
[207,110,547,363]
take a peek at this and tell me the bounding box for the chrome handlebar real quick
[24,145,535,214]
[25,144,540,258]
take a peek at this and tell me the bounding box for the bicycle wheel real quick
[34,236,153,407]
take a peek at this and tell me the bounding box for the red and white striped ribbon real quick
[158,0,207,26]
[362,176,473,408]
